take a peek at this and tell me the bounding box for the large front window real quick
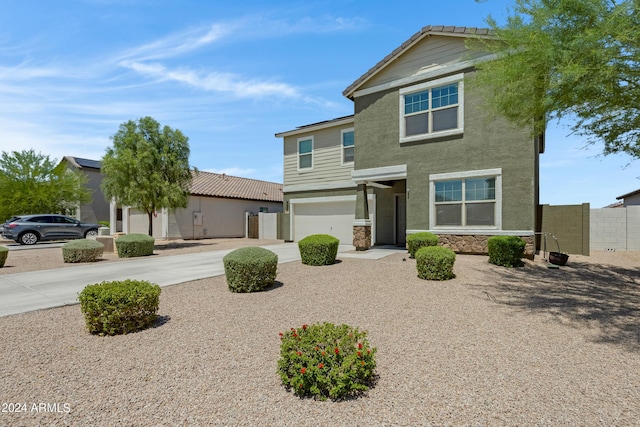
[400,74,464,143]
[430,169,501,229]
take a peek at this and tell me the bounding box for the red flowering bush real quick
[277,322,377,401]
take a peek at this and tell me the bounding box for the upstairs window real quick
[342,128,354,164]
[399,74,464,143]
[298,137,313,170]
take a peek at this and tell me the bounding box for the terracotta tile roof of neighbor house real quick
[189,171,283,203]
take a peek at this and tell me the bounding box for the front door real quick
[395,194,407,246]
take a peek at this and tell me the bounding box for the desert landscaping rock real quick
[0,240,639,425]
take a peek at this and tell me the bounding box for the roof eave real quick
[342,25,494,100]
[275,115,355,138]
[616,188,640,200]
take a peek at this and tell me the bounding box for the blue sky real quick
[1,0,638,208]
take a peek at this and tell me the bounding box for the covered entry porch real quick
[352,165,408,250]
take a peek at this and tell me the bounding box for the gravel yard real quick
[1,240,639,426]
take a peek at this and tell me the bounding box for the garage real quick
[290,196,375,244]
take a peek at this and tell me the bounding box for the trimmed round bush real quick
[115,233,155,258]
[298,234,339,266]
[223,246,278,293]
[416,246,456,280]
[62,239,104,263]
[78,279,161,336]
[0,246,8,268]
[406,232,439,258]
[277,322,377,401]
[488,235,526,267]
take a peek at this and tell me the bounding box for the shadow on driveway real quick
[480,259,640,352]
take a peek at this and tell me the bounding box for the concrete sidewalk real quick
[0,243,406,317]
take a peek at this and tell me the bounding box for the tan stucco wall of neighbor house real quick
[127,197,283,239]
[128,208,163,237]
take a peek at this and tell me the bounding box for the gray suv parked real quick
[0,214,100,245]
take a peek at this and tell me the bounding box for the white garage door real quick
[292,198,375,245]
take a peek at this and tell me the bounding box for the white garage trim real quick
[289,195,376,244]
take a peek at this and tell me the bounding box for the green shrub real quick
[78,280,161,336]
[62,239,104,263]
[115,233,155,258]
[98,221,110,228]
[298,234,339,266]
[406,232,439,258]
[277,322,377,401]
[416,246,456,280]
[223,246,278,293]
[488,236,526,267]
[0,246,8,268]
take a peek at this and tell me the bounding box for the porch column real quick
[122,206,130,234]
[353,182,371,251]
[109,199,117,235]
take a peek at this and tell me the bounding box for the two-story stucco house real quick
[276,26,543,256]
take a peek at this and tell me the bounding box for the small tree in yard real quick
[0,149,90,221]
[101,116,194,236]
[471,0,640,159]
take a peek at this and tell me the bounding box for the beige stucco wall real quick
[127,196,283,239]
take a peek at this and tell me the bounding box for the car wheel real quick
[19,232,39,245]
[85,229,98,238]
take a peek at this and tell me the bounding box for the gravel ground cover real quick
[0,243,639,426]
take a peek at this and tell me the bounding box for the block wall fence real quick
[590,206,640,251]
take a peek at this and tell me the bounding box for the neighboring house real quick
[115,171,283,239]
[276,25,543,256]
[62,156,110,224]
[616,188,640,206]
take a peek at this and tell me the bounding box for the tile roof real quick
[190,170,283,202]
[343,25,492,99]
[64,155,282,202]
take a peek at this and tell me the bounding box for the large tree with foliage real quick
[101,116,194,236]
[0,149,90,221]
[471,0,640,157]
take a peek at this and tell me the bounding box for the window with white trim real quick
[342,128,354,164]
[298,137,313,170]
[430,169,501,229]
[399,74,464,143]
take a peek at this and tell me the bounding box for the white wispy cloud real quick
[116,14,367,99]
[255,15,369,35]
[116,23,233,63]
[124,61,299,98]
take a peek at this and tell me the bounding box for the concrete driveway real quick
[0,243,405,317]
